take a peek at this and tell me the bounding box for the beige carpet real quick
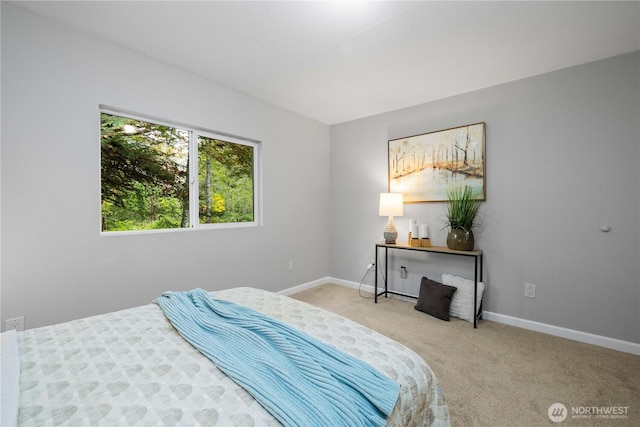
[291,284,639,427]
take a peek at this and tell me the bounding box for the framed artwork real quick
[388,122,485,203]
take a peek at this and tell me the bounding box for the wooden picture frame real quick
[388,122,485,203]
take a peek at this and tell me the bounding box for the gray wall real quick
[330,52,640,344]
[1,4,330,329]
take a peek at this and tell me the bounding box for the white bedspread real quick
[1,330,20,427]
[16,287,450,426]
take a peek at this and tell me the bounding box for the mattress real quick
[15,287,450,426]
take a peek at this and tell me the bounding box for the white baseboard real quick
[279,277,640,356]
[277,277,330,296]
[482,311,640,356]
[278,276,373,295]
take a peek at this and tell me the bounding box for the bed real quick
[7,287,450,426]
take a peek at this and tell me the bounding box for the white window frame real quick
[100,106,262,235]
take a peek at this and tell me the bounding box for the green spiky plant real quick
[444,185,482,232]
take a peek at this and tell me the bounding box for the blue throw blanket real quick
[156,289,399,427]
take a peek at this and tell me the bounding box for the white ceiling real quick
[11,1,640,125]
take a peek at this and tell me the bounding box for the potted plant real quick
[444,185,482,251]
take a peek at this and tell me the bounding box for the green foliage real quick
[444,185,482,231]
[101,113,254,231]
[198,137,254,224]
[101,113,189,231]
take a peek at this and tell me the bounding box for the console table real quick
[374,242,484,328]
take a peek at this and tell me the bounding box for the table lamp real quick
[379,192,403,244]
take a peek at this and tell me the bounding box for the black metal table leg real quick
[384,247,388,298]
[374,245,378,303]
[473,256,478,328]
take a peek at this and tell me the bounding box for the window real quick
[100,109,260,233]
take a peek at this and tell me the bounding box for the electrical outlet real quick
[366,262,375,270]
[288,261,294,271]
[6,317,24,331]
[400,266,407,279]
[525,283,536,299]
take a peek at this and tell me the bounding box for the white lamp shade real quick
[379,193,404,217]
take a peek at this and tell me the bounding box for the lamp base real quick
[383,232,398,244]
[383,216,398,244]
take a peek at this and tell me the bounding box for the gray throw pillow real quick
[414,277,457,321]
